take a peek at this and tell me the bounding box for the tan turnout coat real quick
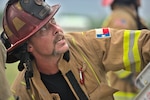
[102,5,149,100]
[0,40,12,100]
[11,28,150,100]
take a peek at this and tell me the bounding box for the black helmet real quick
[111,0,138,9]
[112,0,137,5]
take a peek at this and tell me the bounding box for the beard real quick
[52,41,69,56]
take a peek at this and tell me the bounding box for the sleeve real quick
[0,40,12,100]
[89,28,149,92]
[93,28,150,73]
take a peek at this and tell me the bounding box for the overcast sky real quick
[0,0,150,22]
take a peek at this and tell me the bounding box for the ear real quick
[27,43,33,52]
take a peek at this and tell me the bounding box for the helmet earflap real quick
[0,31,11,49]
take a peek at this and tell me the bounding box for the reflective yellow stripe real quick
[11,89,16,94]
[81,32,84,35]
[31,94,35,100]
[21,81,26,86]
[102,16,111,27]
[115,70,131,78]
[72,38,101,85]
[27,89,35,100]
[133,30,141,72]
[8,95,15,100]
[123,30,131,71]
[114,91,137,100]
[107,79,111,87]
[123,30,141,72]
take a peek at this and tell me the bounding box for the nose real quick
[51,24,63,36]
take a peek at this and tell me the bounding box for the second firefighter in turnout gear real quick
[102,0,148,30]
[101,0,149,99]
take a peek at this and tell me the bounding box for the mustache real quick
[53,32,65,43]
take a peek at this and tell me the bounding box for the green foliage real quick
[0,12,3,27]
[5,62,19,85]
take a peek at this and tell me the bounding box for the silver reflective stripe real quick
[123,30,141,72]
[128,30,136,72]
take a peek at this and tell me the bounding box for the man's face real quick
[27,18,69,58]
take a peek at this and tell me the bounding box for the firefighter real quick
[1,0,150,100]
[101,0,149,99]
[0,39,12,100]
[102,0,149,30]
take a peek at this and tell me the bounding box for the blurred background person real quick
[101,0,149,100]
[101,0,149,30]
[0,39,12,100]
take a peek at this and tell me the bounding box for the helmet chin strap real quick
[17,43,33,89]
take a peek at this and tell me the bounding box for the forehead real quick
[29,18,55,38]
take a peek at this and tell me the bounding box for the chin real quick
[62,44,69,53]
[56,44,69,54]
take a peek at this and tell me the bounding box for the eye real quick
[51,18,56,24]
[41,26,47,31]
[40,23,49,31]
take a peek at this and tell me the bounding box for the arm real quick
[101,28,150,73]
[0,40,12,100]
[88,28,149,92]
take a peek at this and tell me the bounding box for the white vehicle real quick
[134,62,150,100]
[135,62,150,89]
[134,83,150,100]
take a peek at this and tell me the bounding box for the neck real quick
[35,55,61,75]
